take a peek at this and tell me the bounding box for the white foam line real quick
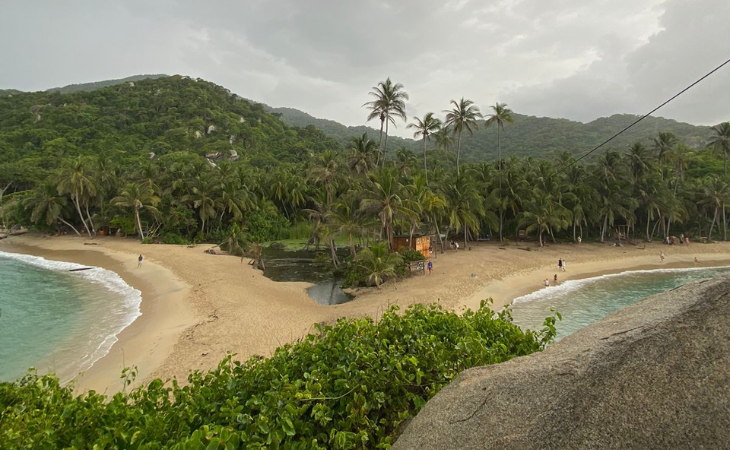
[0,250,142,377]
[511,265,730,306]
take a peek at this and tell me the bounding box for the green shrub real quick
[110,216,136,235]
[287,221,313,240]
[246,211,290,242]
[0,303,557,449]
[161,232,190,245]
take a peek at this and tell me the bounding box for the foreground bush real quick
[0,303,557,449]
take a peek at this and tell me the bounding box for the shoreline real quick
[2,234,730,394]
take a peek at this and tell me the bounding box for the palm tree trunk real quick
[135,208,145,240]
[73,195,92,238]
[723,204,727,241]
[348,235,356,257]
[498,127,503,243]
[646,210,651,242]
[59,218,82,237]
[433,217,444,254]
[464,225,468,249]
[329,237,339,268]
[549,227,556,243]
[601,215,608,242]
[383,120,390,166]
[456,131,462,175]
[376,117,385,166]
[85,204,96,235]
[573,220,577,242]
[423,136,428,185]
[709,208,718,240]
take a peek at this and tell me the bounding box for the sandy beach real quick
[2,234,729,394]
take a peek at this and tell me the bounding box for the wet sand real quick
[2,235,729,394]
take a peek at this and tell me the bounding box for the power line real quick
[561,57,730,173]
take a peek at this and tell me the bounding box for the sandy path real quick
[2,235,729,394]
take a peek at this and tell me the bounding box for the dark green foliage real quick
[246,211,290,243]
[0,303,555,449]
[397,247,426,263]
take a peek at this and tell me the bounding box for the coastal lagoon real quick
[511,266,730,340]
[0,251,141,383]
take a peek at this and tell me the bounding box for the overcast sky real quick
[2,0,728,138]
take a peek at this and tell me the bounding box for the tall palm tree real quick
[363,78,409,165]
[184,173,220,234]
[442,173,487,249]
[112,183,161,241]
[309,150,340,204]
[443,98,482,175]
[652,132,676,180]
[699,176,730,241]
[407,112,441,184]
[432,126,454,153]
[518,189,571,247]
[485,103,514,242]
[708,122,730,180]
[361,167,408,250]
[56,157,98,238]
[23,181,82,236]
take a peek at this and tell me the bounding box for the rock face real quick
[393,276,730,450]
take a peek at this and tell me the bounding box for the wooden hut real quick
[391,234,433,258]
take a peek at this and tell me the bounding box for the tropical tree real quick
[442,173,487,249]
[23,181,82,236]
[348,133,378,175]
[708,122,730,180]
[363,78,409,165]
[485,103,514,242]
[699,176,730,241]
[518,189,571,247]
[56,157,98,238]
[443,98,482,174]
[432,126,454,154]
[112,182,161,240]
[184,173,220,234]
[361,167,409,250]
[652,132,676,180]
[354,242,403,287]
[407,112,441,184]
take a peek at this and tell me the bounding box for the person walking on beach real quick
[138,254,144,268]
[553,274,558,285]
[427,260,433,274]
[659,251,665,262]
[577,236,582,244]
[558,259,563,271]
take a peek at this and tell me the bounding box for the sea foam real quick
[0,250,142,379]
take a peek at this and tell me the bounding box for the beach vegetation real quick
[0,302,556,449]
[0,75,729,285]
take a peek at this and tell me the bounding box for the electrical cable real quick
[561,57,730,173]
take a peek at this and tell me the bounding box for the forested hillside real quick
[269,105,712,162]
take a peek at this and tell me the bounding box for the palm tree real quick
[699,176,730,241]
[443,98,482,174]
[184,173,220,234]
[348,133,378,175]
[407,112,441,184]
[708,122,730,180]
[361,167,409,250]
[112,183,161,241]
[309,150,340,204]
[652,132,676,180]
[56,157,98,238]
[443,173,488,249]
[354,242,403,288]
[485,103,514,242]
[518,189,571,247]
[23,181,82,236]
[221,223,249,259]
[363,78,409,165]
[432,126,454,154]
[327,195,368,256]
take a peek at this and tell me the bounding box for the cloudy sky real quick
[2,0,728,137]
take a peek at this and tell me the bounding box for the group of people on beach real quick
[543,258,567,287]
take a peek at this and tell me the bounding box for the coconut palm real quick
[652,132,676,180]
[309,150,340,204]
[699,176,730,241]
[354,242,403,288]
[112,182,161,240]
[443,98,482,174]
[485,103,514,242]
[707,122,730,180]
[23,181,82,236]
[518,189,571,247]
[407,112,441,184]
[56,157,98,238]
[363,78,409,165]
[361,167,409,250]
[433,126,454,153]
[327,195,369,256]
[184,173,220,234]
[442,173,488,249]
[348,133,378,175]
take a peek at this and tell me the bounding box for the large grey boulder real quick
[393,276,730,450]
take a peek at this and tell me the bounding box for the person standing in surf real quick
[138,254,144,268]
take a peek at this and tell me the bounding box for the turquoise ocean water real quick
[0,251,141,383]
[511,266,730,340]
